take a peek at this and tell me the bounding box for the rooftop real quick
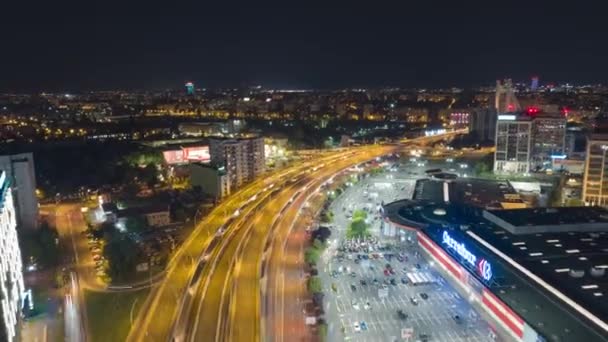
[118,204,169,218]
[384,200,608,342]
[485,206,608,234]
[413,177,525,209]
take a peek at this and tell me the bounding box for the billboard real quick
[163,146,210,164]
[163,150,186,164]
[184,146,210,162]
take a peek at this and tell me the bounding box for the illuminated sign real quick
[442,230,492,282]
[478,258,493,281]
[184,146,210,162]
[498,115,516,121]
[163,146,210,164]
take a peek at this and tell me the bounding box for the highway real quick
[128,131,463,342]
[128,149,366,341]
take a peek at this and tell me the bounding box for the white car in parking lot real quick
[351,299,360,310]
[353,322,361,332]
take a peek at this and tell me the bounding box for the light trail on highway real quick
[128,149,361,341]
[128,131,463,342]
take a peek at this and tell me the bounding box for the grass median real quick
[84,288,150,342]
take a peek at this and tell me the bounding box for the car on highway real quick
[410,297,419,306]
[353,322,361,332]
[397,310,408,320]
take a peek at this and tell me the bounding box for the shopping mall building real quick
[384,200,608,342]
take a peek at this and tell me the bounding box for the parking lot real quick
[318,161,495,342]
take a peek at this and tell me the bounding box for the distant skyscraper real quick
[531,76,539,92]
[495,79,521,113]
[530,114,566,170]
[0,171,26,342]
[494,115,532,174]
[185,82,195,95]
[0,153,38,230]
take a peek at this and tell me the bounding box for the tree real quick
[19,221,61,269]
[103,232,140,282]
[305,247,321,265]
[311,227,331,243]
[141,163,159,188]
[125,216,147,234]
[347,218,369,238]
[352,209,367,220]
[312,239,326,251]
[320,211,333,223]
[308,276,322,294]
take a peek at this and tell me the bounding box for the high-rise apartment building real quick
[209,137,265,189]
[0,171,26,341]
[494,115,532,174]
[582,132,608,206]
[0,153,38,230]
[530,115,566,170]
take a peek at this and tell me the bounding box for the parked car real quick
[397,310,408,320]
[410,297,419,306]
[360,321,368,331]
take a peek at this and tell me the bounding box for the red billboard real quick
[163,146,210,164]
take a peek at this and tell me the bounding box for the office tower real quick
[0,153,38,230]
[495,79,521,113]
[531,76,539,92]
[494,115,532,174]
[531,115,566,170]
[0,171,26,342]
[209,137,265,189]
[582,132,608,205]
[185,82,195,95]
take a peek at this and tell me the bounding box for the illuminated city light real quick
[0,171,26,341]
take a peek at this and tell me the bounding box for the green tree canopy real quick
[103,232,140,282]
[308,276,322,293]
[347,218,369,238]
[305,247,321,265]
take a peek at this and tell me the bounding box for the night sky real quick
[2,1,607,91]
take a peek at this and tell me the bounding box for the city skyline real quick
[3,2,608,91]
